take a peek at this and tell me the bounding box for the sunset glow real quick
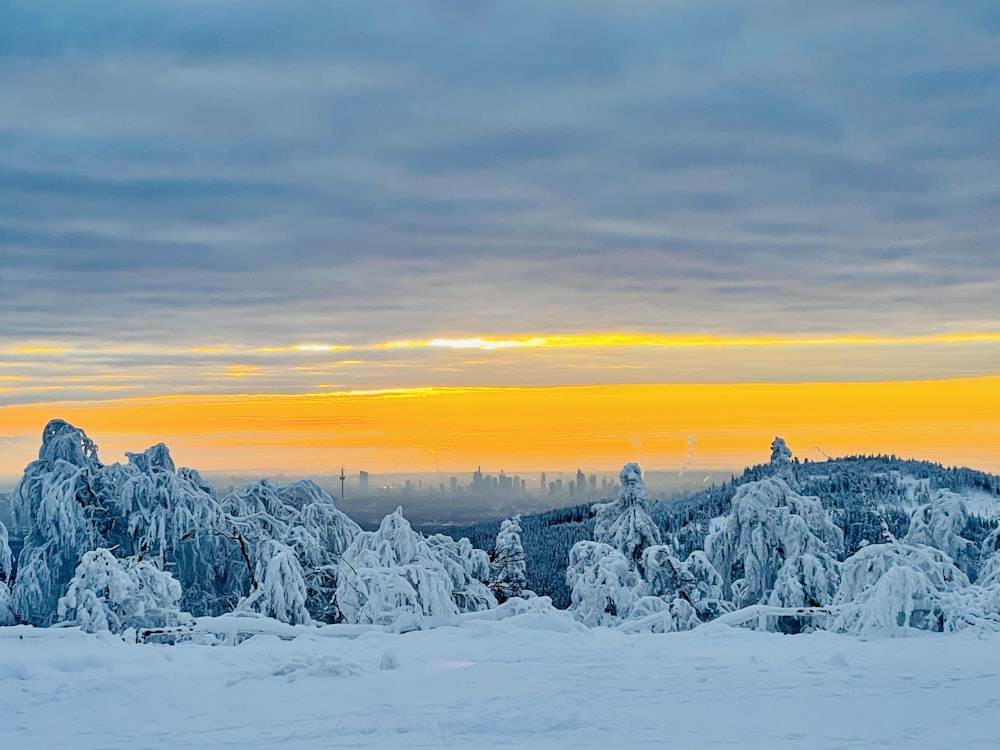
[2,378,997,480]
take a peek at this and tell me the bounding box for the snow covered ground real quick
[4,608,1000,750]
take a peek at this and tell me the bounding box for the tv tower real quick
[339,466,346,506]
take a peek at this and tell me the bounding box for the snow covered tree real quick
[0,523,12,625]
[237,540,311,625]
[334,508,494,627]
[769,436,797,486]
[0,521,11,586]
[593,463,661,575]
[705,475,843,609]
[832,542,969,635]
[10,420,108,625]
[0,584,12,626]
[425,533,495,612]
[768,552,840,609]
[489,515,527,603]
[903,489,980,581]
[623,595,700,633]
[284,491,361,621]
[57,549,190,634]
[114,444,237,616]
[770,436,793,465]
[8,422,251,623]
[566,541,639,626]
[641,545,731,621]
[977,523,1000,587]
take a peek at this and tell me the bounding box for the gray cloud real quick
[0,0,998,396]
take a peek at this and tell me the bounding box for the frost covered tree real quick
[593,463,661,575]
[566,541,639,626]
[425,533,495,612]
[623,595,700,633]
[218,478,363,619]
[641,545,730,621]
[284,489,361,621]
[0,523,12,625]
[57,549,190,634]
[769,436,798,486]
[832,542,969,635]
[10,420,108,624]
[903,490,979,581]
[770,436,793,466]
[334,508,495,627]
[237,540,311,625]
[768,553,840,609]
[0,521,11,587]
[977,523,1000,587]
[489,515,527,603]
[114,444,238,616]
[705,475,843,609]
[0,584,12,626]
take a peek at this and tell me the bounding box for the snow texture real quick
[593,463,661,574]
[0,521,11,588]
[706,476,843,608]
[903,489,980,581]
[237,541,312,625]
[5,612,1000,750]
[490,515,528,602]
[335,508,494,627]
[833,542,969,635]
[566,541,639,626]
[57,549,189,634]
[0,582,12,626]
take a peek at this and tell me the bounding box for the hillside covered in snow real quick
[2,421,1000,639]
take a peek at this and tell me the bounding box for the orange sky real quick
[2,377,997,479]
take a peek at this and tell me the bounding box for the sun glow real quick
[5,330,1000,361]
[2,378,998,478]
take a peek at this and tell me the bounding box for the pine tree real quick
[489,515,527,603]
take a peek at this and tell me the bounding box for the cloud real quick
[0,0,997,387]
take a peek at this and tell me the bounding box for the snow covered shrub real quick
[768,553,840,609]
[0,521,11,586]
[57,549,190,634]
[622,595,700,633]
[566,541,639,626]
[237,541,311,625]
[705,476,843,608]
[285,493,361,621]
[425,534,495,612]
[0,583,12,626]
[334,508,493,627]
[593,463,661,575]
[489,515,528,602]
[977,555,1000,591]
[0,524,13,625]
[903,490,979,581]
[835,566,945,635]
[832,543,969,635]
[222,478,363,620]
[641,545,731,621]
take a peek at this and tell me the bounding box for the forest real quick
[3,419,1000,638]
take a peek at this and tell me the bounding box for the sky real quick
[1,1,998,480]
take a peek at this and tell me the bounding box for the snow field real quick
[4,612,1000,750]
